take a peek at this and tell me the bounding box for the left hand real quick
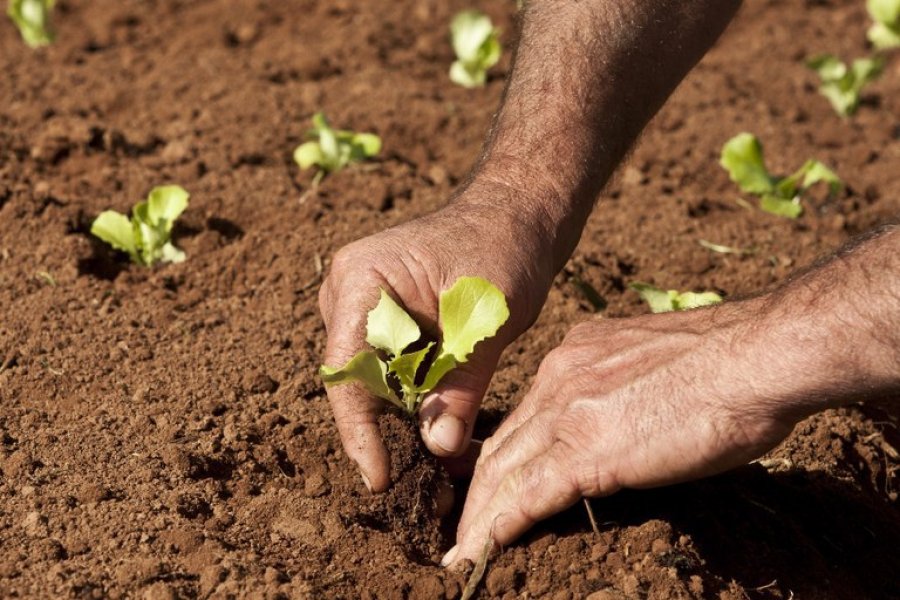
[443,299,803,566]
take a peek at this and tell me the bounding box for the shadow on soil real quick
[534,465,900,599]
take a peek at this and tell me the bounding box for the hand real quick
[444,300,803,566]
[319,182,560,492]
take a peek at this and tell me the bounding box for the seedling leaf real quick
[320,350,401,408]
[449,10,502,88]
[90,185,190,266]
[867,0,900,49]
[807,55,883,117]
[719,133,775,195]
[438,276,510,362]
[759,195,803,219]
[630,282,722,314]
[366,289,421,357]
[719,133,842,219]
[293,112,381,175]
[7,0,55,48]
[320,277,509,415]
[91,211,138,256]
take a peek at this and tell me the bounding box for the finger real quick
[418,340,504,457]
[457,407,561,538]
[444,443,580,567]
[321,285,391,492]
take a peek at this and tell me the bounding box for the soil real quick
[1,0,899,598]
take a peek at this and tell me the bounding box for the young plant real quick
[90,185,189,266]
[320,277,509,415]
[867,0,900,49]
[293,112,381,185]
[807,55,883,117]
[449,10,502,88]
[629,282,722,314]
[719,132,842,219]
[7,0,54,47]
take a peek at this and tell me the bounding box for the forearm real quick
[744,225,900,419]
[458,0,742,270]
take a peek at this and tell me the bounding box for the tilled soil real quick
[1,0,899,598]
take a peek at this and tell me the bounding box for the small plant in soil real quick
[320,277,509,414]
[293,112,381,186]
[629,282,722,313]
[867,0,900,49]
[7,0,55,47]
[90,185,189,266]
[719,132,843,219]
[807,54,883,117]
[449,10,502,88]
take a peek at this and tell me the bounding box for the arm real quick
[320,0,742,490]
[447,225,900,566]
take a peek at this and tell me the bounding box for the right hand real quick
[318,184,558,492]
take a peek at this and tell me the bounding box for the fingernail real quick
[440,544,460,567]
[427,414,467,454]
[361,472,372,493]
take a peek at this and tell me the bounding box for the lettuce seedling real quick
[449,10,502,88]
[320,277,509,414]
[7,0,54,47]
[293,112,381,185]
[807,55,883,117]
[868,0,900,49]
[90,185,189,266]
[719,133,842,219]
[629,282,721,314]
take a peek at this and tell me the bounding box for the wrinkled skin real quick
[445,303,797,564]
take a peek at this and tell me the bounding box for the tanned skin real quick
[316,0,900,566]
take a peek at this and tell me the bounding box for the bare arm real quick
[320,0,745,490]
[460,0,742,272]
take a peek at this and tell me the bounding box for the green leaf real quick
[350,132,382,158]
[7,0,54,48]
[91,211,138,259]
[146,185,189,231]
[720,133,775,195]
[389,342,434,393]
[674,291,723,311]
[294,141,324,170]
[366,289,421,357]
[760,194,803,219]
[320,350,401,407]
[797,160,843,196]
[629,282,677,314]
[449,10,501,88]
[293,113,380,173]
[868,22,900,49]
[807,54,883,117]
[417,353,458,395]
[868,0,900,28]
[160,242,186,264]
[437,276,509,362]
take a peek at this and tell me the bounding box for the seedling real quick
[449,10,501,88]
[293,112,381,186]
[807,55,883,117]
[7,0,54,47]
[719,133,842,219]
[629,282,721,314]
[320,277,509,414]
[867,0,900,49]
[90,185,189,266]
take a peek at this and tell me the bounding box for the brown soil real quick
[1,0,898,598]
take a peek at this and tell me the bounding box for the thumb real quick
[418,341,504,458]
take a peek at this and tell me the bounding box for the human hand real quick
[444,300,804,566]
[318,182,561,492]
